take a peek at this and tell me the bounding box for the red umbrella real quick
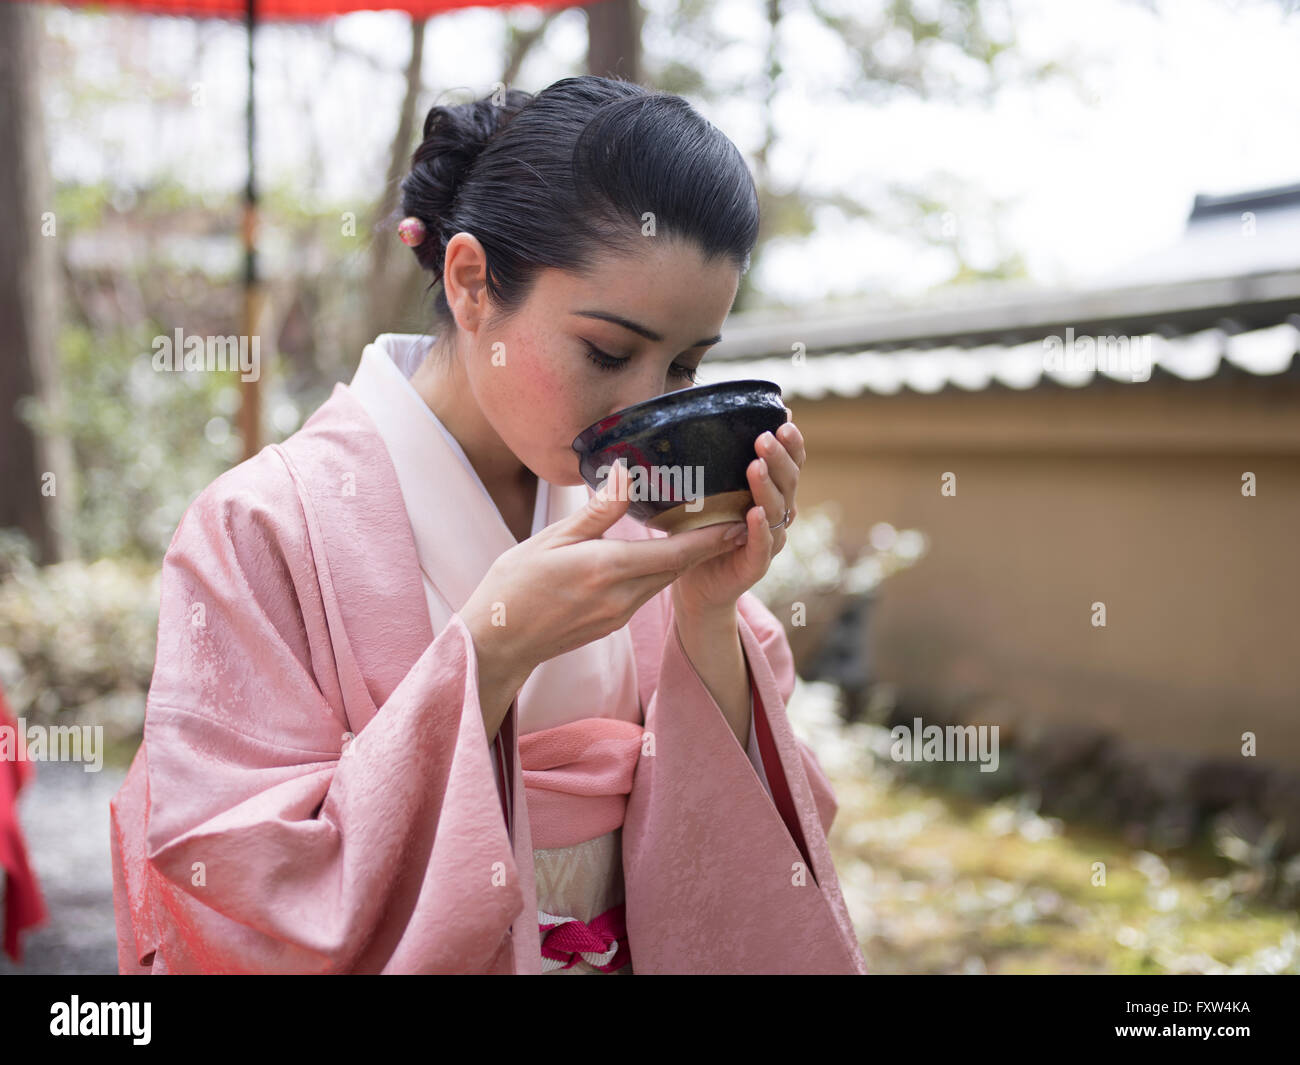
[0,682,47,963]
[15,0,594,457]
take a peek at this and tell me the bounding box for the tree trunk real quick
[363,13,561,344]
[0,4,73,564]
[586,0,642,83]
[366,16,427,342]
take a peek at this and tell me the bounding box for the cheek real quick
[488,338,588,442]
[493,338,568,416]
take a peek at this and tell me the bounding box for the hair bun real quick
[399,89,532,273]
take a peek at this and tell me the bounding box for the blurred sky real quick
[40,0,1300,306]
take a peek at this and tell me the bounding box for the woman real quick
[110,75,866,975]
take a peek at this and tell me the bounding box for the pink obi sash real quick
[519,717,644,972]
[514,676,810,973]
[518,717,645,850]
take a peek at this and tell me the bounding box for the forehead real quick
[534,241,740,339]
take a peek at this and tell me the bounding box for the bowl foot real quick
[646,490,755,534]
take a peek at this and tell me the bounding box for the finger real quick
[748,456,788,528]
[609,518,746,579]
[769,522,788,556]
[618,539,736,612]
[743,503,775,571]
[558,458,631,544]
[755,431,799,505]
[774,420,806,468]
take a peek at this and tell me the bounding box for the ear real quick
[442,232,492,333]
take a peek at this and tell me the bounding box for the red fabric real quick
[21,0,592,24]
[0,684,48,962]
[539,903,628,972]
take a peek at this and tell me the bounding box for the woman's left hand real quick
[671,415,806,620]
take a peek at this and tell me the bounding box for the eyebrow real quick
[573,310,722,349]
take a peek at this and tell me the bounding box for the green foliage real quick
[0,548,158,744]
[22,320,240,562]
[789,680,1300,974]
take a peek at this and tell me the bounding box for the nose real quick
[606,368,689,417]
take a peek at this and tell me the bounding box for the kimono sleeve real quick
[621,584,865,973]
[136,475,522,974]
[735,591,840,835]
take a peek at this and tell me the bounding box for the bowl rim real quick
[571,378,785,454]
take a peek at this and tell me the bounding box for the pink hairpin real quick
[398,216,427,247]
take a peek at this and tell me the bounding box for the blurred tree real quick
[365,16,430,350]
[0,2,76,564]
[19,0,1081,562]
[586,0,641,82]
[649,0,1067,310]
[364,10,563,352]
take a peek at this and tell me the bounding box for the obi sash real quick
[514,673,809,973]
[518,717,643,972]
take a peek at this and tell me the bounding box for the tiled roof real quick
[702,318,1300,399]
[703,185,1300,401]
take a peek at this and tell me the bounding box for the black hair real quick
[397,75,759,333]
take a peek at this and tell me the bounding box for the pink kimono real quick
[108,348,868,975]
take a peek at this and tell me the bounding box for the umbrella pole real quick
[239,0,263,462]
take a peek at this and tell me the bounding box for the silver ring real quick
[768,507,792,531]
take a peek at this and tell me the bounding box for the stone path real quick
[1,759,127,975]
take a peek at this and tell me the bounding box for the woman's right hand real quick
[459,460,746,739]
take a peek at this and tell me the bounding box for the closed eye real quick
[582,340,699,383]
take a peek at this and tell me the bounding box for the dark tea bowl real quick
[571,379,788,533]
